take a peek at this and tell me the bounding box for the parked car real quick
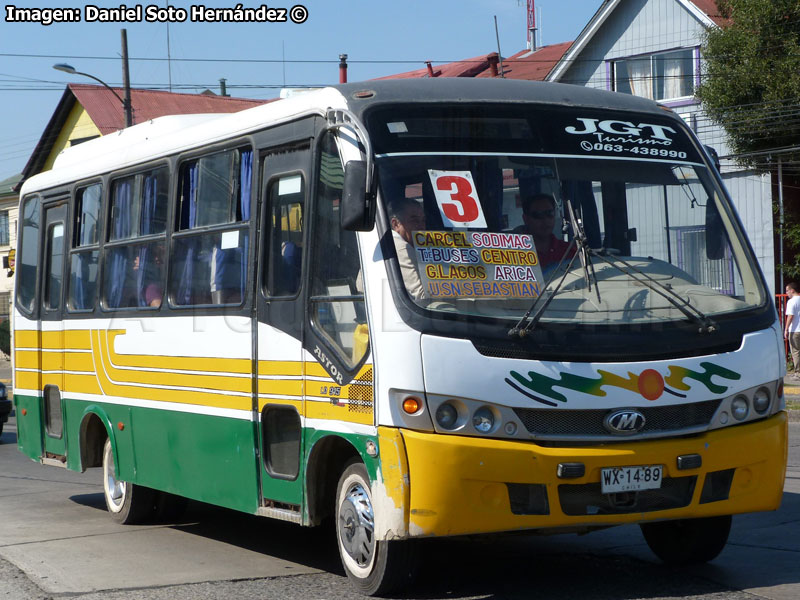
[0,382,10,437]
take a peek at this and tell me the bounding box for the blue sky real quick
[0,0,600,179]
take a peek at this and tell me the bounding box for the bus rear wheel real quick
[335,460,418,596]
[640,515,732,565]
[102,438,155,524]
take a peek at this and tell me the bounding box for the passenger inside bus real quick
[389,197,427,300]
[140,245,164,308]
[514,193,575,270]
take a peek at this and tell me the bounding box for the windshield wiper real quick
[509,197,602,338]
[508,238,581,338]
[565,197,601,305]
[590,251,719,334]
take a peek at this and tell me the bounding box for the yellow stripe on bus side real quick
[305,400,374,426]
[98,331,251,393]
[65,330,92,350]
[92,330,251,409]
[14,350,40,369]
[258,360,304,377]
[41,353,65,372]
[104,331,253,374]
[65,352,96,373]
[13,330,41,349]
[15,371,41,390]
[256,397,303,412]
[304,362,331,378]
[65,373,103,395]
[257,378,303,397]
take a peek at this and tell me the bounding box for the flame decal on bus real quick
[506,362,741,405]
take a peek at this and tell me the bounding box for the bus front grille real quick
[512,399,722,440]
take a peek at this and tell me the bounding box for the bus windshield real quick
[370,105,766,326]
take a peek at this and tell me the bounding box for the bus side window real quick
[170,148,252,307]
[309,133,368,368]
[16,196,41,314]
[68,183,101,311]
[44,223,65,311]
[104,168,169,309]
[264,174,304,297]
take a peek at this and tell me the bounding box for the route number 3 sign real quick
[428,170,488,228]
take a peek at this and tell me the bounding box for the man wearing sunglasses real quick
[519,193,575,269]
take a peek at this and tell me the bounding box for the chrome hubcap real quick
[338,482,375,567]
[105,445,126,508]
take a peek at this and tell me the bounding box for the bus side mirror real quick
[341,160,376,231]
[704,145,721,173]
[705,200,726,260]
[702,146,726,259]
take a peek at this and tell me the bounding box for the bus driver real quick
[517,193,575,269]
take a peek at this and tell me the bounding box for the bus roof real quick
[334,78,665,119]
[20,79,669,197]
[20,86,348,196]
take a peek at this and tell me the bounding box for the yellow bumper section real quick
[398,413,788,538]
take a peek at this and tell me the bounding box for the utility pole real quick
[779,156,785,294]
[527,0,537,51]
[121,28,133,127]
[494,16,505,78]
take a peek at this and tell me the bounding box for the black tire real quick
[154,491,189,522]
[335,460,418,596]
[102,438,155,524]
[640,515,732,565]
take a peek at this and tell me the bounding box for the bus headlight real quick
[753,387,771,414]
[472,406,495,433]
[731,395,749,421]
[436,403,459,430]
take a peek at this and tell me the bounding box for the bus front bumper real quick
[387,412,787,538]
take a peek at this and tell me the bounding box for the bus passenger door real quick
[39,202,68,460]
[256,143,311,515]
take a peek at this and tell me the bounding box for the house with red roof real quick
[20,84,269,183]
[375,41,572,82]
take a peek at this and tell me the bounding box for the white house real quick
[546,0,775,295]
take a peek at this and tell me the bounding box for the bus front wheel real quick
[102,438,155,524]
[335,460,418,596]
[640,515,732,565]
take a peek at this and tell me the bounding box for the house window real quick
[613,48,695,101]
[0,292,9,320]
[0,211,9,246]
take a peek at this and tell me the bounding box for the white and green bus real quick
[14,79,787,595]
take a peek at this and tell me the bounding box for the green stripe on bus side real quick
[14,393,44,462]
[17,394,384,522]
[55,398,261,514]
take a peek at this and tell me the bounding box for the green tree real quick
[696,0,800,277]
[696,0,800,163]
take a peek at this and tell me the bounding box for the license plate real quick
[601,465,663,493]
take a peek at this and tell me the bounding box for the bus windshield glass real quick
[369,105,766,326]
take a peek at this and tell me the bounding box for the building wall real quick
[43,103,101,172]
[0,196,19,321]
[553,0,776,295]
